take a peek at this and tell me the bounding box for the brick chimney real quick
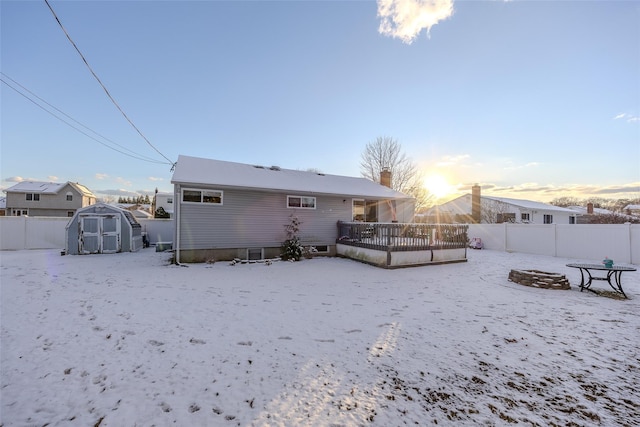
[380,168,392,188]
[587,202,593,214]
[471,184,481,223]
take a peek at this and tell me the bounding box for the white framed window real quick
[12,209,28,216]
[521,213,530,222]
[543,214,553,224]
[182,188,223,205]
[287,195,316,209]
[66,192,73,201]
[167,197,173,204]
[26,193,40,201]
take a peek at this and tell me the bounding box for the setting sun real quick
[424,175,452,198]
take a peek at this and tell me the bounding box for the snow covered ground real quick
[1,248,639,426]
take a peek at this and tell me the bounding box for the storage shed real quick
[65,203,143,255]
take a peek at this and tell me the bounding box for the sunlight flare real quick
[424,174,451,198]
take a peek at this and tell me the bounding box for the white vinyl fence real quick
[0,217,174,251]
[467,223,640,265]
[1,217,639,265]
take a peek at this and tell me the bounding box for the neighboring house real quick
[152,192,174,218]
[171,155,415,262]
[425,192,578,224]
[0,196,6,216]
[568,203,612,224]
[4,181,96,217]
[569,203,638,224]
[624,204,640,217]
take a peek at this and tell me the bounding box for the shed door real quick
[101,216,120,253]
[80,217,100,254]
[79,215,121,254]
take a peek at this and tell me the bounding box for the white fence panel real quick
[466,224,506,251]
[632,225,640,265]
[468,223,639,265]
[506,224,556,256]
[26,217,69,249]
[556,224,632,263]
[0,217,27,250]
[137,219,173,244]
[0,216,68,250]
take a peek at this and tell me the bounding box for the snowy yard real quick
[1,248,639,426]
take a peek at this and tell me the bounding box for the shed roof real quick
[171,155,411,200]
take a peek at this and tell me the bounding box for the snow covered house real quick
[426,193,578,224]
[171,155,415,263]
[4,181,96,217]
[65,203,143,255]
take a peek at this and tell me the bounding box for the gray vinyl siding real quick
[178,187,353,250]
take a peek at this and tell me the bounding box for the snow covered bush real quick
[281,214,303,261]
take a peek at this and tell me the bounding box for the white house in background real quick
[426,193,578,224]
[152,192,174,218]
[4,181,96,217]
[171,155,415,263]
[0,196,6,216]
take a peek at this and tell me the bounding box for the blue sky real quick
[1,0,639,203]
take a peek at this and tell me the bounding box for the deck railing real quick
[337,221,469,252]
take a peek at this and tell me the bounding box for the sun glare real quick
[424,175,451,198]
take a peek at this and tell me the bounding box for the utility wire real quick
[44,0,176,169]
[1,76,171,165]
[1,72,170,165]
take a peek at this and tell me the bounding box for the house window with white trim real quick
[543,214,553,224]
[182,188,223,204]
[12,209,28,216]
[66,192,73,201]
[25,193,40,201]
[287,195,316,209]
[521,213,530,222]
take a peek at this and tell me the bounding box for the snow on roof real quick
[171,155,411,199]
[5,181,66,194]
[483,195,578,213]
[426,194,578,215]
[4,181,96,197]
[567,205,613,215]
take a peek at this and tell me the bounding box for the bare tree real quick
[360,136,433,212]
[481,199,514,224]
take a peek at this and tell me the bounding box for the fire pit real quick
[508,269,570,290]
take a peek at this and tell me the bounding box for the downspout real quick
[175,184,180,264]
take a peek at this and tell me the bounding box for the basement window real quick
[247,248,263,261]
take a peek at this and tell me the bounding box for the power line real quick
[43,0,176,169]
[1,72,170,165]
[1,75,172,165]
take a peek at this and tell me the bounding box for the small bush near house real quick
[281,214,303,261]
[154,207,170,219]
